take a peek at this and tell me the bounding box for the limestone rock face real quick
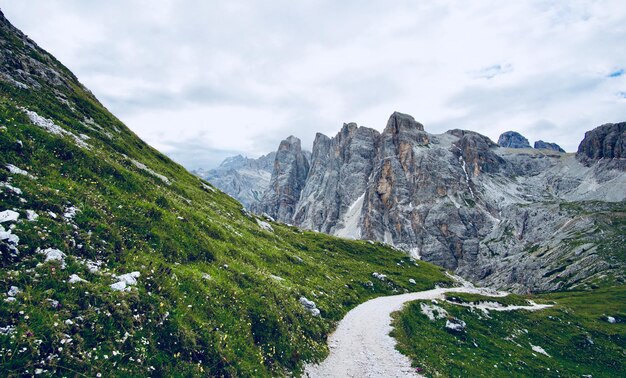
[252,136,310,222]
[498,131,531,149]
[534,140,565,153]
[577,122,626,162]
[294,123,379,235]
[250,115,626,292]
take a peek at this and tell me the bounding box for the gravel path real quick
[303,286,549,378]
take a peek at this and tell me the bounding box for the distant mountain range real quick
[201,112,626,292]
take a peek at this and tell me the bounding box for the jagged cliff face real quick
[577,122,626,163]
[193,152,276,208]
[252,136,310,221]
[253,113,626,292]
[293,123,380,235]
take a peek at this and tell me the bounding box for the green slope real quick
[392,288,626,377]
[0,11,453,377]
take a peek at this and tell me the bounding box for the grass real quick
[0,22,454,376]
[392,288,626,377]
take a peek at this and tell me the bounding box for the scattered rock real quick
[7,285,20,297]
[420,302,448,321]
[115,271,140,286]
[445,317,466,332]
[606,316,617,324]
[68,274,87,284]
[39,248,66,268]
[372,272,387,281]
[26,210,38,221]
[530,344,551,357]
[0,210,19,223]
[299,296,321,316]
[63,206,79,219]
[256,219,274,232]
[5,163,29,176]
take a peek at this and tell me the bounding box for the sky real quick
[2,0,626,169]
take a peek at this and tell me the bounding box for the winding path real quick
[303,286,550,378]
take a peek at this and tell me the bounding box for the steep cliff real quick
[252,136,310,221]
[253,115,626,292]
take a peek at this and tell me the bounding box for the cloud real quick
[470,64,513,79]
[2,0,626,165]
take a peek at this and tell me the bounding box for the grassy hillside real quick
[392,287,625,377]
[0,12,453,376]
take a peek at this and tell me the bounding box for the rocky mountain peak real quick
[452,131,504,177]
[341,122,359,135]
[384,111,425,134]
[577,122,626,165]
[534,140,565,153]
[498,131,531,149]
[281,135,301,149]
[252,135,310,221]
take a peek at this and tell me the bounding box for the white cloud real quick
[2,0,626,168]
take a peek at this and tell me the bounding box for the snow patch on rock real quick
[335,192,365,239]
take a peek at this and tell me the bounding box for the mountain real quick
[497,131,531,149]
[0,11,454,376]
[192,152,276,208]
[251,136,311,221]
[534,140,565,152]
[254,113,626,292]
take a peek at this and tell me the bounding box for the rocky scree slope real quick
[254,113,626,292]
[0,11,454,376]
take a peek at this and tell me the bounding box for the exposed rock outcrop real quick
[534,140,565,153]
[577,122,626,163]
[498,131,531,149]
[252,136,310,222]
[248,114,626,292]
[294,123,379,235]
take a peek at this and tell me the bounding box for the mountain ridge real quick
[213,114,626,292]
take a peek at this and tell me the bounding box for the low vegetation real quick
[392,288,625,377]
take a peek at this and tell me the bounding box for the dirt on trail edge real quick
[303,286,551,378]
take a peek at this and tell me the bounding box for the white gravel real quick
[303,286,511,378]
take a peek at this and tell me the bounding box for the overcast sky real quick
[3,1,626,168]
